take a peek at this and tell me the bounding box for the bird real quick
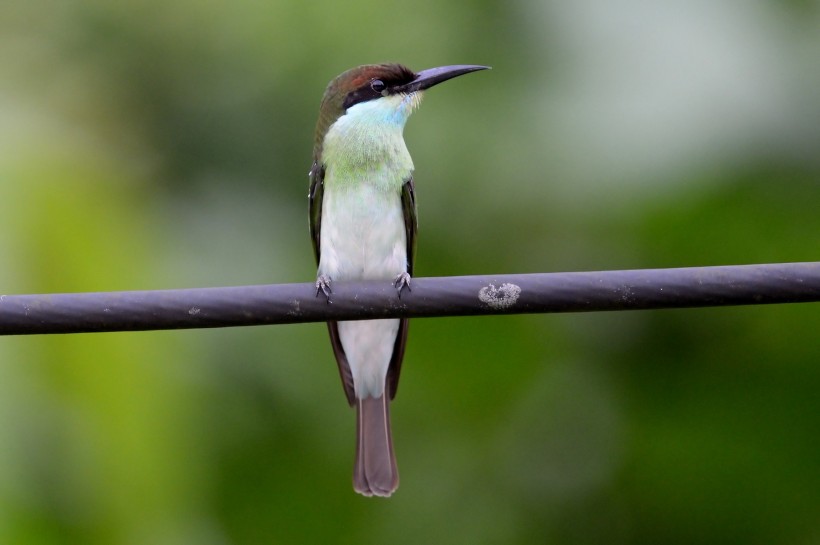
[308,63,489,497]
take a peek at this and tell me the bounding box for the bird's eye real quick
[370,79,386,93]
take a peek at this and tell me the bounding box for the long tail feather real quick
[353,395,398,497]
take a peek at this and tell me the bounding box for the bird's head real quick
[313,63,489,161]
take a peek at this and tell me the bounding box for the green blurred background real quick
[1,0,819,543]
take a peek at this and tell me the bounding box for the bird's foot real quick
[316,274,333,303]
[393,272,412,298]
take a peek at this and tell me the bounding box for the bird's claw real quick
[393,272,412,298]
[316,275,333,304]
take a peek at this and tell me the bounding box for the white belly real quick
[318,184,407,282]
[318,183,407,398]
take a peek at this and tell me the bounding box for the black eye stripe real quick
[343,71,415,110]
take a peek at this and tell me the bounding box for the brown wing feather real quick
[308,161,324,264]
[386,177,418,400]
[310,162,356,406]
[328,321,356,406]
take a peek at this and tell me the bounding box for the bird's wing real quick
[309,162,356,406]
[401,176,418,277]
[308,161,324,265]
[327,321,355,406]
[386,176,418,400]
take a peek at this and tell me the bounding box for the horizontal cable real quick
[1,262,818,336]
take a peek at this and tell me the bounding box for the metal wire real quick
[1,262,818,336]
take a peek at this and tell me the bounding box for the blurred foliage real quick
[1,0,819,544]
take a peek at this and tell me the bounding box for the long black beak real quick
[395,65,490,93]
